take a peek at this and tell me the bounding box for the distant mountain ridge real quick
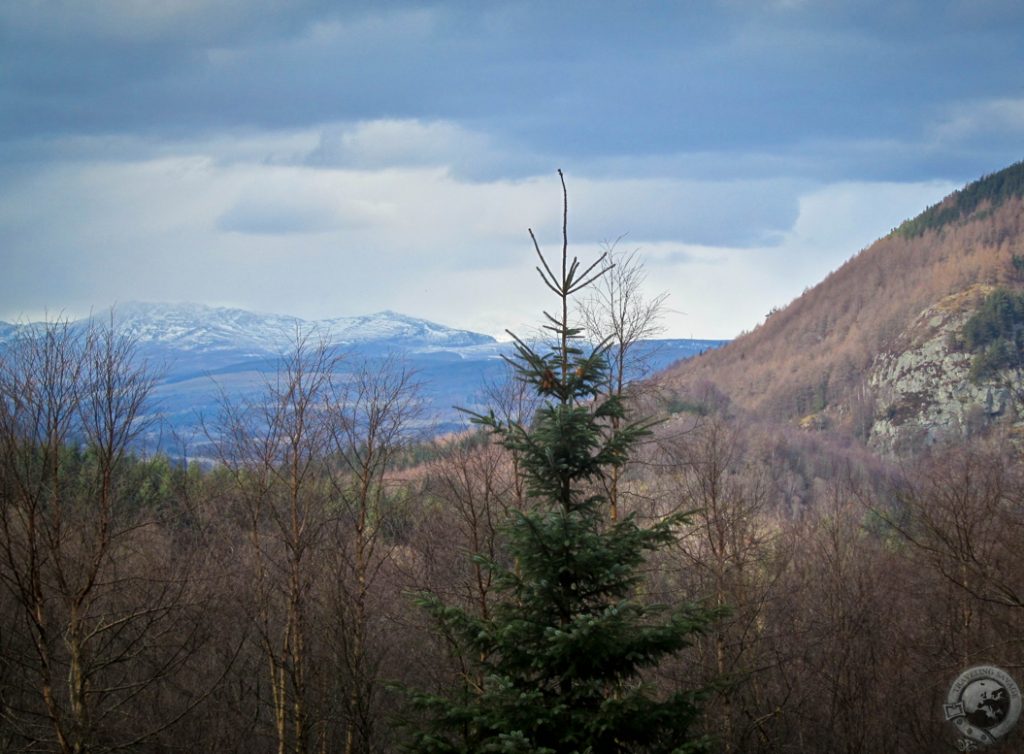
[40,302,497,352]
[0,303,724,459]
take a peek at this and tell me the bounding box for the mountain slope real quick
[660,161,1024,448]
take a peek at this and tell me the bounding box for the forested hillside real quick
[661,161,1024,440]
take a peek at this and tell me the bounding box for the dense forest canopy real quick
[961,287,1024,380]
[895,160,1024,239]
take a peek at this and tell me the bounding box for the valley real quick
[3,161,1024,752]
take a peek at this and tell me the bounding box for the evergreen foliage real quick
[961,287,1024,381]
[408,172,718,754]
[894,160,1024,238]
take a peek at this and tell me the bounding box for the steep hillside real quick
[660,161,1024,448]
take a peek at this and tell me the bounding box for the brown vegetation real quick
[3,316,1024,751]
[662,194,1024,434]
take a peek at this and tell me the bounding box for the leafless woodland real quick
[1,307,1022,753]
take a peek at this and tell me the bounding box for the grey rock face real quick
[867,285,1022,454]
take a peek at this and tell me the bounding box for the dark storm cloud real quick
[2,0,1023,337]
[0,3,1018,176]
[3,0,1020,181]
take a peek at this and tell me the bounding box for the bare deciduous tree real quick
[212,332,340,754]
[578,243,668,520]
[325,355,423,754]
[0,318,209,753]
[660,413,783,752]
[882,441,1024,612]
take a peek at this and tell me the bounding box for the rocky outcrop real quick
[868,285,1021,454]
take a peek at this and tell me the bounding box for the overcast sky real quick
[2,1,1023,339]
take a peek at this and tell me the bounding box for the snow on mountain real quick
[0,302,723,458]
[102,302,496,354]
[320,310,497,349]
[105,302,304,353]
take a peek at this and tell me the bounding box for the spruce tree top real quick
[472,170,655,511]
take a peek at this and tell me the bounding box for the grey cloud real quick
[304,120,534,181]
[217,205,328,236]
[0,0,347,46]
[566,178,801,248]
[4,0,1024,338]
[3,0,1024,188]
[649,248,724,267]
[0,4,437,138]
[216,196,352,236]
[306,120,549,183]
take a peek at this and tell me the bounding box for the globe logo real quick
[945,666,1022,746]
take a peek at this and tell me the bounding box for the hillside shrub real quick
[961,287,1024,381]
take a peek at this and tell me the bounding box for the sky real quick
[2,1,1023,340]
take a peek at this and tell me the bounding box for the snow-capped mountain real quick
[102,302,495,352]
[0,302,724,459]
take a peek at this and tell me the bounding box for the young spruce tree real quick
[411,172,718,754]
